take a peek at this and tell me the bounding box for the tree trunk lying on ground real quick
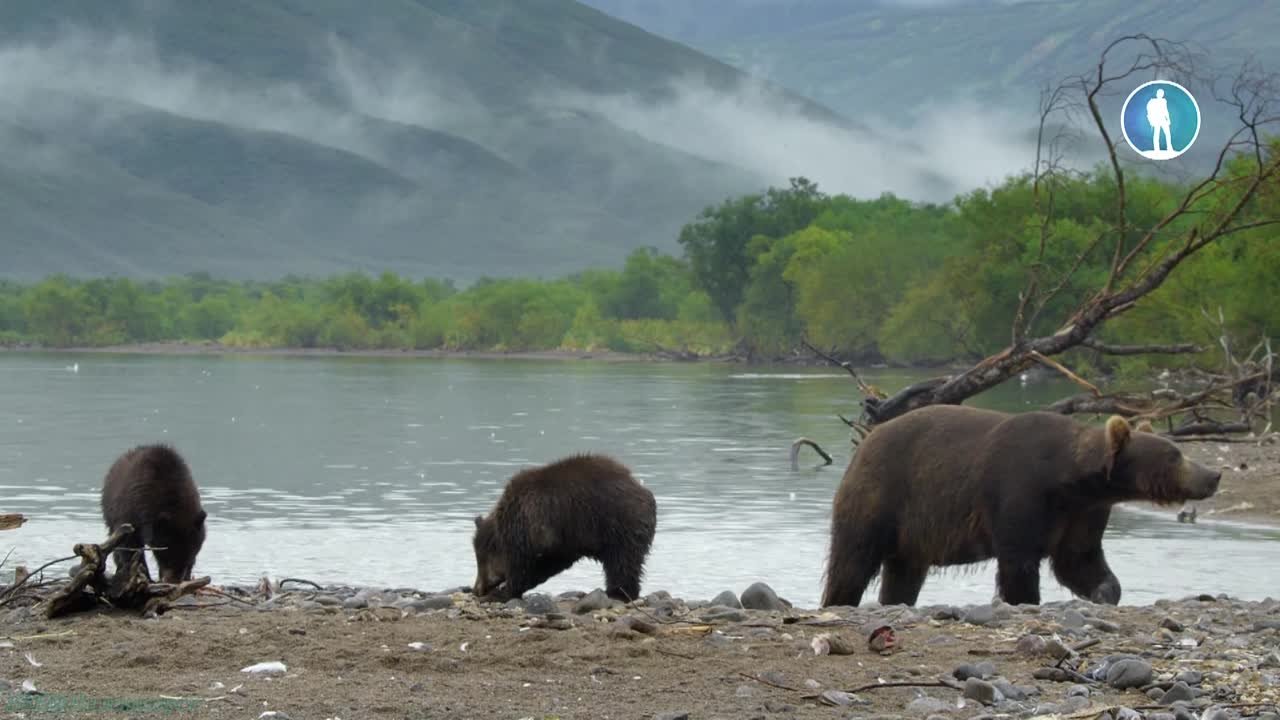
[37,524,210,620]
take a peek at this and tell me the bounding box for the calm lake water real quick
[1,351,1276,608]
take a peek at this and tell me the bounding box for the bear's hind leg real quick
[821,522,888,608]
[601,547,646,603]
[877,556,928,606]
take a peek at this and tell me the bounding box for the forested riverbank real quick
[3,155,1277,377]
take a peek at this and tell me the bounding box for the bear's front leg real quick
[1050,507,1122,605]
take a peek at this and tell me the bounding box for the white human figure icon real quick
[1146,88,1172,153]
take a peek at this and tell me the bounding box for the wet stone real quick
[961,605,996,626]
[1159,682,1196,705]
[953,662,995,681]
[1106,659,1154,690]
[1067,685,1092,698]
[1174,670,1203,685]
[962,678,1001,706]
[711,590,742,609]
[905,696,952,715]
[572,589,613,615]
[740,582,787,612]
[521,593,557,615]
[700,606,748,623]
[1015,634,1047,656]
[992,679,1028,701]
[654,713,689,720]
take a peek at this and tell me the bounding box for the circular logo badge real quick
[1120,80,1201,160]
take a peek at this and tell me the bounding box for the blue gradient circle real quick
[1121,80,1201,160]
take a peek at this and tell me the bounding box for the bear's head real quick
[1100,415,1221,504]
[471,514,506,599]
[152,508,207,583]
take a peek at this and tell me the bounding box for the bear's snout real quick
[1183,460,1222,500]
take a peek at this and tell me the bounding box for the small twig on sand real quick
[201,587,256,606]
[279,578,324,591]
[0,555,77,603]
[739,672,799,692]
[653,647,695,660]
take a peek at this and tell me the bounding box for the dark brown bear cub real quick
[472,454,657,603]
[101,444,207,584]
[821,406,1221,608]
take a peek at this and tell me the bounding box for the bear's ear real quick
[1103,415,1132,477]
[474,515,484,528]
[196,510,207,525]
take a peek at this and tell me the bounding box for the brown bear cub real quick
[472,453,657,603]
[101,444,207,584]
[821,406,1221,608]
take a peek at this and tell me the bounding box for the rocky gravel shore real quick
[0,579,1277,719]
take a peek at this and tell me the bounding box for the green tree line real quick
[2,154,1277,371]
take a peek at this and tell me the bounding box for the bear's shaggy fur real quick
[472,454,657,603]
[101,444,207,584]
[821,405,1222,607]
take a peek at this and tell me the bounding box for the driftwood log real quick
[39,524,210,619]
[0,514,27,531]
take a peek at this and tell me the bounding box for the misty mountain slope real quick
[0,0,1041,282]
[584,0,1279,126]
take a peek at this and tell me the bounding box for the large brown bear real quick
[101,444,207,584]
[472,454,657,603]
[821,406,1222,608]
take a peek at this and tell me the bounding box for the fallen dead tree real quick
[0,524,210,619]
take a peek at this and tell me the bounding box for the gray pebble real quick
[740,582,787,612]
[313,595,342,606]
[1064,696,1091,712]
[1161,617,1186,632]
[992,679,1027,701]
[734,684,755,698]
[1044,637,1072,660]
[1173,707,1199,720]
[572,589,613,614]
[522,593,557,615]
[1158,681,1196,705]
[710,590,742,609]
[557,590,586,601]
[342,592,368,610]
[1061,609,1087,629]
[820,690,856,706]
[1090,618,1121,633]
[1015,634,1047,656]
[1067,684,1092,698]
[1116,708,1143,720]
[962,605,996,626]
[962,678,1001,706]
[1106,659,1154,689]
[408,596,454,612]
[1150,714,1176,720]
[932,606,960,621]
[953,662,996,680]
[1174,670,1203,685]
[700,606,747,623]
[654,713,689,720]
[906,696,952,715]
